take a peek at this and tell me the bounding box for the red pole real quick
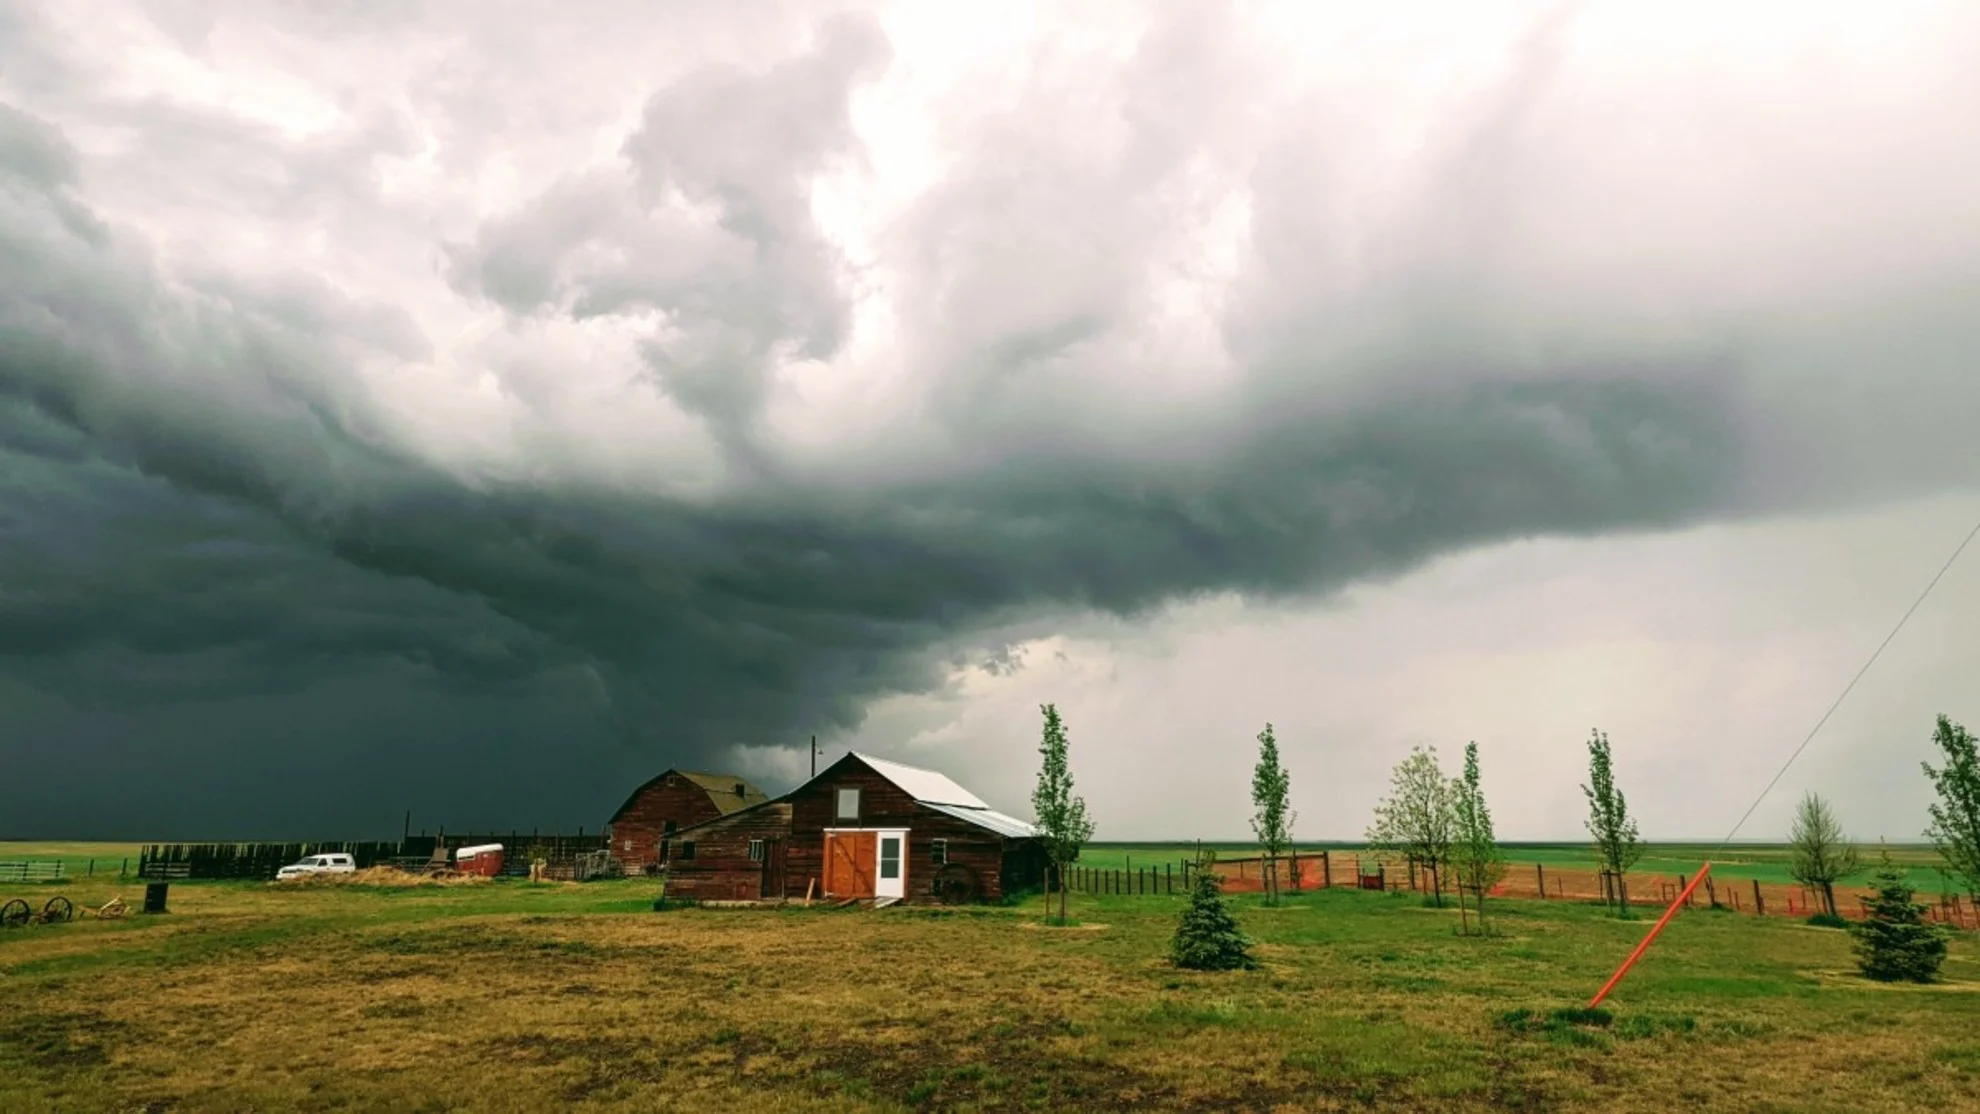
[1588,863,1713,1009]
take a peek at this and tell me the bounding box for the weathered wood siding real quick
[665,804,795,902]
[606,774,726,874]
[782,756,1032,904]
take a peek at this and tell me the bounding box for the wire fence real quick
[1062,851,1980,931]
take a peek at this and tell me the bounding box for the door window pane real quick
[879,836,901,880]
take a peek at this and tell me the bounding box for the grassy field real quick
[0,842,147,876]
[5,870,1980,1112]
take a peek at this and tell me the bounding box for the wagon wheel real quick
[41,896,75,924]
[1,898,28,927]
[933,863,980,905]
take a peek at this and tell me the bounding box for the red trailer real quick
[455,843,505,877]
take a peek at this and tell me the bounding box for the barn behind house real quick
[605,769,769,875]
[662,752,1047,905]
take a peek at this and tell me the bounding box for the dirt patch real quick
[0,1009,135,1070]
[275,867,492,888]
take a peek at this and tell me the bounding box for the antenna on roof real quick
[811,734,818,778]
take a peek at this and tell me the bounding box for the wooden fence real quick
[1063,851,1980,931]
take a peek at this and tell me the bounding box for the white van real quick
[276,853,358,880]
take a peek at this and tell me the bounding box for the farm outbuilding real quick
[605,769,769,875]
[661,752,1047,905]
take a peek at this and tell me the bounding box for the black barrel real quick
[142,881,169,914]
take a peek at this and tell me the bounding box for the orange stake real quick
[1587,863,1712,1009]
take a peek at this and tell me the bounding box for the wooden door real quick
[825,832,877,898]
[761,838,786,898]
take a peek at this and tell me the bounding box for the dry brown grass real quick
[5,880,1980,1111]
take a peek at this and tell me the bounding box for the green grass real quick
[0,842,146,876]
[4,873,1980,1111]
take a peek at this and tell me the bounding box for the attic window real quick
[835,787,860,821]
[679,841,696,861]
[748,839,765,862]
[663,820,677,836]
[932,839,948,865]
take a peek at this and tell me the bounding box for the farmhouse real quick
[662,752,1048,905]
[605,768,770,874]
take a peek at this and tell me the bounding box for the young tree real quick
[1171,850,1257,971]
[1852,849,1948,983]
[1582,729,1644,916]
[1922,714,1980,900]
[1250,722,1295,907]
[1451,741,1507,935]
[1787,791,1859,917]
[1032,703,1094,926]
[1366,745,1455,906]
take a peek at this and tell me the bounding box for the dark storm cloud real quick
[2,3,1978,836]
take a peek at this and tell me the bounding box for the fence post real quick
[120,858,127,879]
[1752,879,1764,916]
[1678,874,1690,908]
[1322,850,1332,889]
[87,859,94,877]
[1536,863,1546,898]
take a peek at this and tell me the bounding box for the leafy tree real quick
[1581,729,1643,916]
[1171,850,1257,971]
[1031,703,1094,926]
[1451,741,1507,935]
[1366,745,1455,907]
[1852,849,1948,983]
[1250,722,1295,907]
[1787,791,1859,917]
[1922,714,1980,900]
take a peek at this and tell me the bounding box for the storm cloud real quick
[3,1,1979,837]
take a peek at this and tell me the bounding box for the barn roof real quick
[847,752,1039,839]
[918,801,1040,839]
[850,752,989,809]
[607,768,770,823]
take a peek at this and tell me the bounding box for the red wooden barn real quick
[663,752,1048,905]
[605,769,770,875]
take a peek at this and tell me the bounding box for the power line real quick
[1717,508,1980,850]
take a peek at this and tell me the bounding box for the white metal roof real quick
[850,752,989,809]
[455,843,503,857]
[918,801,1040,839]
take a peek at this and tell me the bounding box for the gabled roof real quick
[607,768,770,823]
[671,800,791,840]
[850,752,989,809]
[844,752,1039,839]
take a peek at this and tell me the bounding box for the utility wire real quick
[1716,508,1980,851]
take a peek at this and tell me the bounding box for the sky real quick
[3,0,1978,843]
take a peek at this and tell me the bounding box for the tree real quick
[1851,849,1948,983]
[1171,850,1257,971]
[1922,714,1980,900]
[1451,741,1507,935]
[1250,722,1295,907]
[1787,791,1859,917]
[1366,745,1455,906]
[1581,729,1643,916]
[1031,703,1095,926]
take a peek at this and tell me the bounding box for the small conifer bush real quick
[1171,868,1257,971]
[1851,853,1947,983]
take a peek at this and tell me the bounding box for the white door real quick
[874,830,907,899]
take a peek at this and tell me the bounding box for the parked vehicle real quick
[275,853,357,880]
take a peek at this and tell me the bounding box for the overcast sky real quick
[3,1,1978,843]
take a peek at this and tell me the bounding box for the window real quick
[835,787,860,820]
[879,836,901,880]
[747,839,765,862]
[931,839,948,866]
[679,841,696,861]
[662,820,677,836]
